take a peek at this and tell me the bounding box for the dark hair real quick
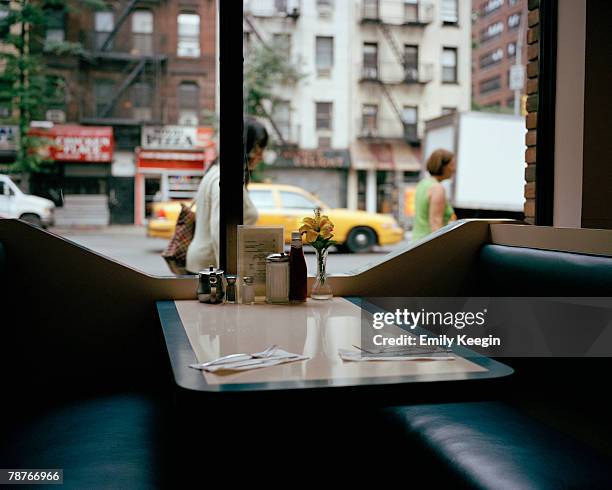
[426,149,455,176]
[243,118,269,184]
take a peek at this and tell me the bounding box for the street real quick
[51,226,412,276]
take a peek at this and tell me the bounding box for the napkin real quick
[190,347,308,373]
[338,348,454,362]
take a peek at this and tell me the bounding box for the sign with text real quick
[274,148,350,169]
[142,126,215,150]
[28,125,113,162]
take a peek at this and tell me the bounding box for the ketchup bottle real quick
[289,230,308,302]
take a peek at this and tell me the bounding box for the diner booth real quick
[2,1,612,488]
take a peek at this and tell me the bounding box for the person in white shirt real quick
[186,119,269,273]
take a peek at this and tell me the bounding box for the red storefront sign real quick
[29,125,114,162]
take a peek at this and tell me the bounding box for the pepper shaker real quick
[225,275,237,304]
[242,276,255,305]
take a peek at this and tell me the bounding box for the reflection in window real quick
[177,13,200,57]
[250,190,276,208]
[178,82,199,125]
[94,11,114,50]
[442,47,458,83]
[132,10,153,56]
[315,36,333,75]
[280,191,317,209]
[315,102,332,130]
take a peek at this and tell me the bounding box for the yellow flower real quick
[320,224,334,238]
[302,217,316,228]
[304,230,319,243]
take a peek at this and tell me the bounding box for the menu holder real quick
[237,225,284,298]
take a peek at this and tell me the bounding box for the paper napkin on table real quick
[190,347,308,373]
[338,348,454,362]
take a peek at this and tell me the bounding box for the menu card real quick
[237,225,284,298]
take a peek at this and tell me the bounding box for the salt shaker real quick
[242,276,255,305]
[225,275,237,304]
[265,253,290,304]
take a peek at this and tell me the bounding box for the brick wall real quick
[524,0,540,223]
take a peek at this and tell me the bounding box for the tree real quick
[0,0,103,180]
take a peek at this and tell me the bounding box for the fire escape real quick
[243,1,301,147]
[359,0,434,146]
[79,0,167,126]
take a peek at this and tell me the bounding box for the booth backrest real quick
[476,244,612,296]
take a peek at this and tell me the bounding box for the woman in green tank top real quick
[412,149,457,241]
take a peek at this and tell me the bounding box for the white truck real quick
[0,174,55,227]
[423,111,526,218]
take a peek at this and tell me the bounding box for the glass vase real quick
[311,248,332,300]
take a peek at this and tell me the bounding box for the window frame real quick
[177,12,201,58]
[441,47,458,84]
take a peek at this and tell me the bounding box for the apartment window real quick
[178,82,199,125]
[508,13,521,30]
[404,45,419,81]
[94,79,115,116]
[441,0,458,25]
[480,21,504,43]
[479,75,502,94]
[315,102,332,130]
[362,43,378,79]
[442,107,457,115]
[0,1,9,39]
[483,0,504,16]
[132,10,153,56]
[318,136,331,149]
[0,78,12,118]
[509,0,519,5]
[363,0,379,20]
[442,47,458,83]
[131,82,153,121]
[404,0,419,23]
[94,11,114,50]
[362,104,378,134]
[274,33,291,59]
[44,8,65,47]
[315,36,333,75]
[317,0,333,15]
[507,42,517,57]
[177,13,200,57]
[479,48,503,69]
[402,106,418,142]
[275,0,288,13]
[45,75,66,111]
[273,100,291,142]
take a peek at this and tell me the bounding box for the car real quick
[147,183,405,253]
[0,174,55,227]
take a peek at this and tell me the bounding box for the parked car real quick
[0,174,55,227]
[147,183,404,253]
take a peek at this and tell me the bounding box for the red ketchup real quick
[289,230,308,302]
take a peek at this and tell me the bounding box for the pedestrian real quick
[186,118,269,273]
[412,149,457,241]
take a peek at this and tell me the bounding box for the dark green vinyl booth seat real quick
[382,244,612,489]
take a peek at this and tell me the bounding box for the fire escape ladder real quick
[379,82,405,131]
[378,22,406,72]
[100,0,139,52]
[100,58,146,118]
[243,13,287,146]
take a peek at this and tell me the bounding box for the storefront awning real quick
[136,148,214,171]
[28,125,114,162]
[350,141,421,171]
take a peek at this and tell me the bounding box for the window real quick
[363,0,379,20]
[480,21,504,43]
[315,36,333,75]
[508,13,521,30]
[507,42,517,57]
[479,48,504,69]
[178,82,199,125]
[45,75,66,113]
[318,136,331,149]
[362,43,378,79]
[317,0,333,15]
[404,0,419,23]
[442,47,458,83]
[131,82,152,121]
[275,0,288,13]
[402,106,418,142]
[315,102,332,130]
[483,0,504,16]
[404,45,419,81]
[0,1,9,39]
[274,33,292,60]
[280,191,317,209]
[0,78,11,118]
[177,13,200,57]
[94,11,114,50]
[442,107,457,115]
[94,79,115,116]
[249,190,276,209]
[441,0,458,25]
[479,75,502,94]
[362,104,378,134]
[132,10,153,56]
[272,101,291,142]
[45,8,65,47]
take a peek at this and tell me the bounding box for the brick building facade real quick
[471,0,528,111]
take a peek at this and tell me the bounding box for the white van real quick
[0,174,55,227]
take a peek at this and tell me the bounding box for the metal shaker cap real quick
[243,276,254,284]
[266,252,289,262]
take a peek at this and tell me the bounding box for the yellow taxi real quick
[147,183,405,252]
